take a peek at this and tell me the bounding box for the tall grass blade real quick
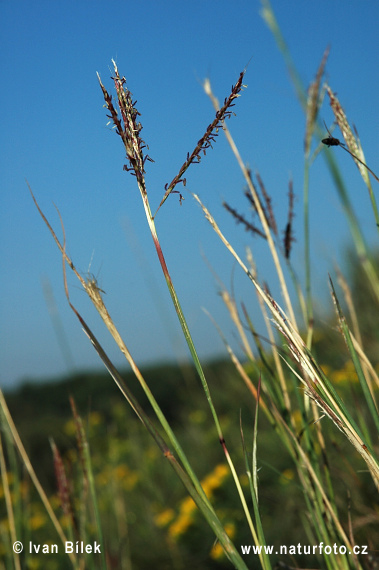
[329,277,379,435]
[0,390,77,567]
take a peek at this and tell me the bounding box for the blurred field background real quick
[2,342,378,568]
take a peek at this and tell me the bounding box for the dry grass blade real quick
[29,182,142,377]
[274,405,357,554]
[193,192,379,487]
[334,265,379,398]
[0,434,21,570]
[328,276,379,440]
[29,183,252,568]
[0,390,76,566]
[217,285,255,361]
[28,181,85,289]
[203,308,267,408]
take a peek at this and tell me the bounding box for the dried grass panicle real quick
[244,189,257,211]
[51,439,76,530]
[255,171,277,236]
[304,45,329,155]
[223,201,266,239]
[325,87,379,185]
[284,179,295,259]
[224,168,277,241]
[97,61,153,194]
[69,397,89,482]
[157,70,246,211]
[326,87,366,171]
[225,169,295,255]
[326,87,359,153]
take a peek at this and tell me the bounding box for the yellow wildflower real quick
[154,508,175,527]
[279,468,295,485]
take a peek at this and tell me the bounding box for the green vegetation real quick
[2,353,377,569]
[1,1,378,568]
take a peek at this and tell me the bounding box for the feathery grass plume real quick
[255,171,278,236]
[223,201,267,239]
[224,170,281,243]
[325,87,379,185]
[283,178,295,260]
[97,60,153,191]
[262,0,379,345]
[304,46,329,156]
[234,170,278,238]
[326,87,365,175]
[50,439,76,538]
[154,69,246,216]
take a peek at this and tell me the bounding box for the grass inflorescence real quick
[1,1,378,568]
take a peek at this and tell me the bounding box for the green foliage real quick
[1,354,378,568]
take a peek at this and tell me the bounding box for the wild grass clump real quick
[1,1,378,568]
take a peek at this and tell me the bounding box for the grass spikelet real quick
[50,438,76,538]
[326,87,362,162]
[325,87,379,186]
[155,69,246,215]
[97,61,153,192]
[223,201,267,239]
[304,45,329,156]
[255,171,278,236]
[283,178,295,260]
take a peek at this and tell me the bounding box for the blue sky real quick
[1,0,378,389]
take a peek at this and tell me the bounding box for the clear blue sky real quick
[1,0,378,389]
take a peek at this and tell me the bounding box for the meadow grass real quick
[1,1,378,568]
